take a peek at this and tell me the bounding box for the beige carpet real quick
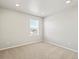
[0,42,77,59]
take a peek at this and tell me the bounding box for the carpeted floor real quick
[0,42,77,59]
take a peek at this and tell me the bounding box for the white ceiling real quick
[0,0,78,17]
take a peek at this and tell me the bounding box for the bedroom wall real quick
[44,6,78,52]
[0,8,43,50]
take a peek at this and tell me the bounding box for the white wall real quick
[0,8,43,50]
[44,6,78,52]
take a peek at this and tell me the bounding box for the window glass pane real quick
[30,19,39,35]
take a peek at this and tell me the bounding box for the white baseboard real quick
[0,40,42,51]
[45,40,78,53]
[0,39,77,53]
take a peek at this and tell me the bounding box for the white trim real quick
[0,39,77,53]
[45,40,78,53]
[0,40,42,51]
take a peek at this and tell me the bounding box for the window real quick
[30,19,39,36]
